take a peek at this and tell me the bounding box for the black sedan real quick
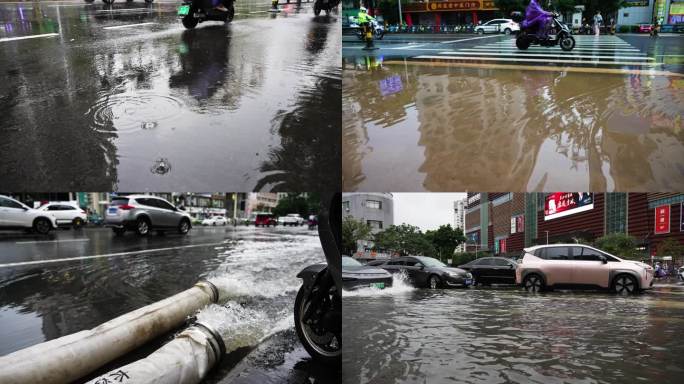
[377,256,472,289]
[458,257,517,285]
[342,256,393,290]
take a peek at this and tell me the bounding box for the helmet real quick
[360,7,367,12]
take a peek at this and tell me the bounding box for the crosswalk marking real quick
[419,36,661,68]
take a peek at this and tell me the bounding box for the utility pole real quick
[398,0,403,26]
[545,231,550,245]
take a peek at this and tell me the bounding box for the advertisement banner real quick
[544,193,594,221]
[516,215,524,233]
[511,217,516,234]
[655,204,670,234]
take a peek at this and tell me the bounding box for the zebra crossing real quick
[414,35,660,69]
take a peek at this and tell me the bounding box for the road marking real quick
[0,241,229,268]
[459,47,643,52]
[16,238,90,245]
[440,35,503,44]
[385,59,684,77]
[388,44,428,50]
[103,22,157,30]
[414,55,660,67]
[438,51,654,61]
[0,33,59,43]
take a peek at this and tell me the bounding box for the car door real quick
[491,258,516,283]
[471,258,494,282]
[152,198,180,227]
[44,205,65,224]
[486,20,501,33]
[135,198,164,228]
[570,246,611,288]
[381,259,404,275]
[541,246,574,286]
[0,197,28,227]
[403,258,425,286]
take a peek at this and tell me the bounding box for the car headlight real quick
[447,272,462,277]
[466,273,473,279]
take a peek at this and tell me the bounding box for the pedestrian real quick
[593,11,603,37]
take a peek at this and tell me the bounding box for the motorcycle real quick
[294,192,341,364]
[313,0,338,16]
[352,19,385,40]
[512,11,575,51]
[178,0,235,29]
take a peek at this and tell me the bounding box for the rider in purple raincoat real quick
[522,0,553,38]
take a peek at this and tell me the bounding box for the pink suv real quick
[516,244,654,295]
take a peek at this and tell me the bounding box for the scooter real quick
[512,11,575,51]
[353,19,385,40]
[178,0,235,29]
[294,192,341,364]
[313,0,338,17]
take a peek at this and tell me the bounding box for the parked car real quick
[342,256,393,290]
[377,256,472,289]
[516,244,654,295]
[104,195,192,236]
[638,23,653,33]
[254,213,276,227]
[278,213,304,226]
[37,202,87,229]
[201,216,228,226]
[0,195,58,235]
[678,266,684,281]
[476,19,519,35]
[458,257,517,285]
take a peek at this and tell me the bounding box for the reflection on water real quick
[343,286,684,384]
[343,59,684,191]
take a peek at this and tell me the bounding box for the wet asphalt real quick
[0,0,341,191]
[343,276,684,384]
[0,225,338,383]
[342,33,684,192]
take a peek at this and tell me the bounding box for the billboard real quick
[544,193,594,221]
[654,204,670,234]
[511,215,524,234]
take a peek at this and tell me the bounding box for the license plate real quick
[370,282,385,289]
[465,279,472,285]
[107,207,118,215]
[178,5,190,16]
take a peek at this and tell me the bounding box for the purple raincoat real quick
[522,0,552,37]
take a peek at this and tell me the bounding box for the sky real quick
[392,193,467,232]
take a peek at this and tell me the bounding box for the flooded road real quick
[0,0,341,191]
[342,35,684,192]
[343,277,684,384]
[0,225,336,382]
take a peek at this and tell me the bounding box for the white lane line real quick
[0,33,59,43]
[388,44,428,50]
[440,35,503,44]
[103,22,157,30]
[445,51,654,60]
[459,47,642,52]
[414,55,660,66]
[16,238,90,245]
[0,241,229,268]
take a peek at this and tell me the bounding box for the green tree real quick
[378,0,400,24]
[593,233,642,259]
[374,224,436,256]
[656,238,684,258]
[425,225,467,263]
[494,0,526,16]
[342,216,373,256]
[272,193,319,217]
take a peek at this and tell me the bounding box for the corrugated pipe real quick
[0,280,219,384]
[84,321,225,384]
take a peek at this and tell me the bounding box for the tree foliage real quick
[593,233,642,260]
[425,225,467,263]
[656,238,684,258]
[342,216,373,256]
[374,224,436,257]
[494,0,526,15]
[272,193,319,217]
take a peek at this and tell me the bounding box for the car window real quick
[134,198,152,207]
[153,199,175,211]
[387,260,405,266]
[110,198,130,206]
[342,257,362,267]
[405,259,421,267]
[475,258,494,266]
[544,247,570,260]
[492,258,510,266]
[46,205,60,211]
[60,205,76,210]
[0,197,24,209]
[576,247,603,261]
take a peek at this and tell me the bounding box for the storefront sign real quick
[544,193,594,221]
[655,0,667,22]
[404,0,498,13]
[497,238,507,254]
[511,215,524,234]
[625,1,648,6]
[654,204,670,234]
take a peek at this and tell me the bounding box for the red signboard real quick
[403,0,498,13]
[654,204,670,234]
[544,193,594,221]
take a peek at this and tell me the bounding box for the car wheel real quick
[213,222,216,226]
[178,219,191,235]
[113,228,125,236]
[72,217,84,229]
[523,274,544,293]
[477,29,484,35]
[504,28,511,35]
[135,217,150,236]
[33,218,52,235]
[613,274,638,295]
[429,275,441,289]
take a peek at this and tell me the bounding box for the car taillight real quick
[119,204,135,210]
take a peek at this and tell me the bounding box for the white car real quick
[202,216,228,226]
[0,195,58,235]
[278,213,304,226]
[38,202,87,229]
[679,266,684,281]
[476,19,519,35]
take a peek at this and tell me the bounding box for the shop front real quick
[401,0,500,27]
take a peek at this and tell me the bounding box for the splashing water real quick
[343,272,415,297]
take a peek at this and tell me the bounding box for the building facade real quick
[617,0,684,25]
[342,193,394,234]
[465,193,684,262]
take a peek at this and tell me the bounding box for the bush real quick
[618,25,630,33]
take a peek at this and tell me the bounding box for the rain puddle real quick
[343,60,684,191]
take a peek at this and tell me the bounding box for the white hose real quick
[84,323,224,384]
[0,281,219,384]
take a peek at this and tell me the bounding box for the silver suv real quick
[104,195,192,236]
